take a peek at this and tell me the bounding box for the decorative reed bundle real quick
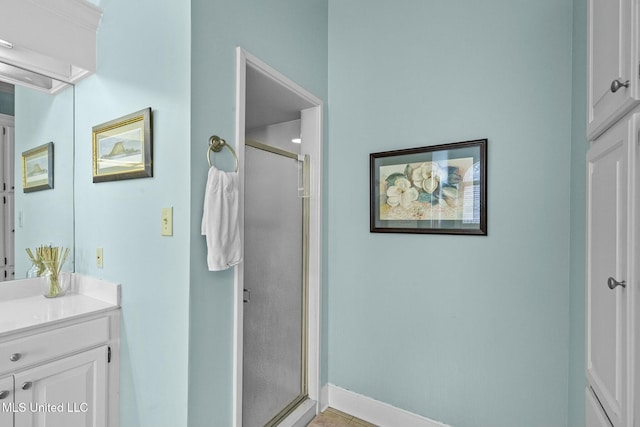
[25,247,46,276]
[27,245,70,297]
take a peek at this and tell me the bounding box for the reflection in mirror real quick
[0,62,56,92]
[0,61,70,94]
[0,70,74,282]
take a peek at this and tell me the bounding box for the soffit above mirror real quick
[0,0,102,94]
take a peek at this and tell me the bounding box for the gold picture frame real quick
[22,142,54,192]
[92,107,153,182]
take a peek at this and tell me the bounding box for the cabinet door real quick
[4,193,14,269]
[4,125,14,192]
[588,0,638,138]
[586,116,629,427]
[14,346,108,427]
[587,387,614,427]
[0,375,13,426]
[3,125,13,272]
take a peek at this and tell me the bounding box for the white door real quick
[0,122,14,281]
[586,117,629,427]
[4,193,14,276]
[0,375,13,426]
[3,124,14,192]
[235,49,324,427]
[587,0,637,138]
[4,124,14,274]
[14,346,108,427]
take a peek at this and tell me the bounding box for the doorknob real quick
[607,276,626,289]
[0,390,9,399]
[243,289,251,303]
[21,382,32,390]
[9,353,21,362]
[611,79,630,93]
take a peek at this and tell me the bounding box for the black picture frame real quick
[370,139,487,235]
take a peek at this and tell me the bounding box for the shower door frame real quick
[233,47,323,427]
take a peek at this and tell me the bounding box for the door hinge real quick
[297,154,311,198]
[4,257,6,266]
[107,346,111,363]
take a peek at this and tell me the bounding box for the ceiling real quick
[245,65,315,130]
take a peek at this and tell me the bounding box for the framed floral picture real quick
[370,139,487,235]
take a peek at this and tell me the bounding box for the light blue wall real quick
[188,1,327,425]
[73,0,191,426]
[61,1,589,425]
[14,85,74,276]
[569,0,587,425]
[327,1,573,427]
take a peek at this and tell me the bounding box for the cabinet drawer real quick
[0,317,110,374]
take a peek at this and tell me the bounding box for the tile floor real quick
[307,408,377,427]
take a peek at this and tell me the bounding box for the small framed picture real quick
[92,107,153,183]
[370,139,487,235]
[22,142,54,193]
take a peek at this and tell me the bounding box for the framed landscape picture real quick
[370,139,487,235]
[92,107,153,183]
[22,142,53,192]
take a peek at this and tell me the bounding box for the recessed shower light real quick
[292,138,301,144]
[0,39,14,49]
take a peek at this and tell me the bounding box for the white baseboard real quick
[323,384,453,427]
[319,383,330,412]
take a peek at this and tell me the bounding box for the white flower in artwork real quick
[411,162,442,194]
[386,177,419,209]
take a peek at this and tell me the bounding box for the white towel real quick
[201,166,242,271]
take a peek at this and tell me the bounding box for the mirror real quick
[0,64,74,281]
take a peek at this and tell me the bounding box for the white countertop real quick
[0,274,120,337]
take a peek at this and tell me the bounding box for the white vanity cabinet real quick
[587,0,640,139]
[586,113,632,427]
[0,309,119,427]
[0,375,14,426]
[587,0,640,425]
[14,346,108,427]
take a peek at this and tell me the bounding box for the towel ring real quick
[207,135,238,172]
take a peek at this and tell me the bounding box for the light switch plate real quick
[161,207,173,236]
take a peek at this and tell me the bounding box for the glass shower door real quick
[242,142,307,427]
